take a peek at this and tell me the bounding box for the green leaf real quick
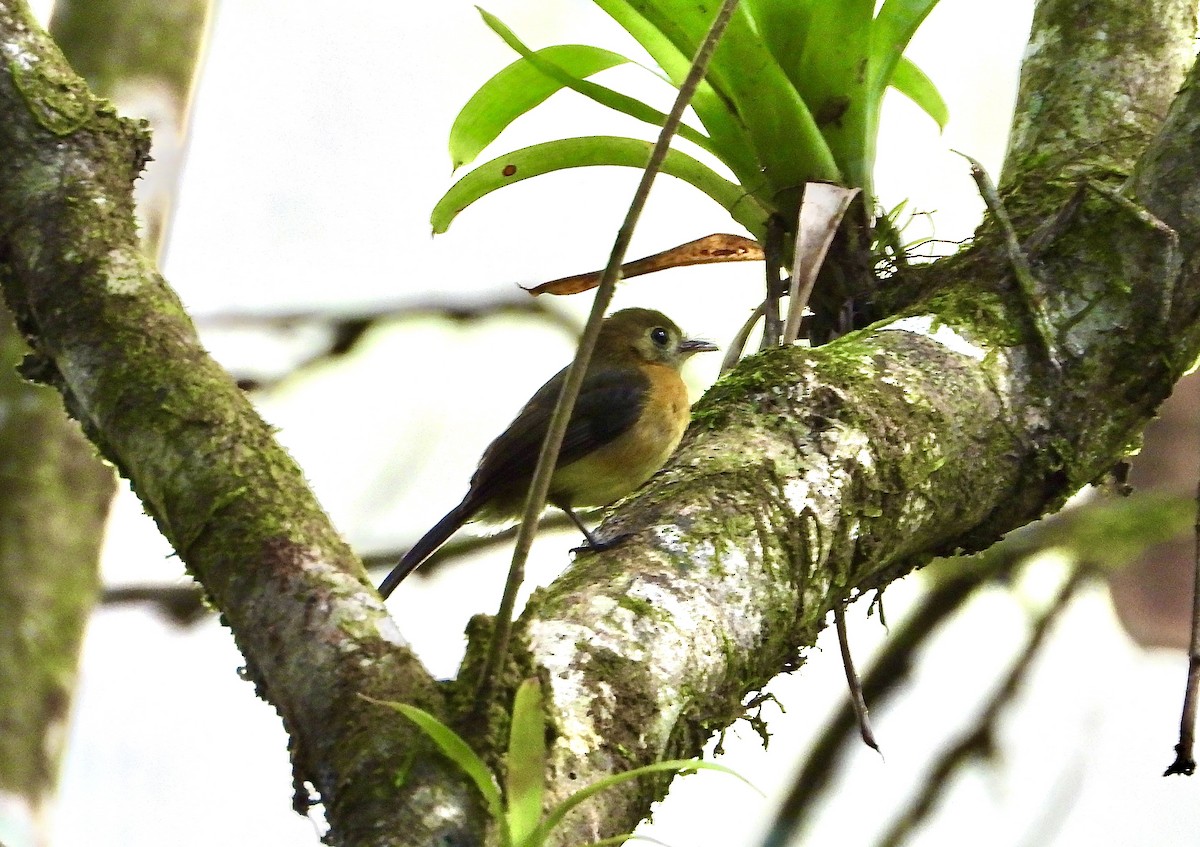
[619,0,840,211]
[367,697,509,846]
[889,56,948,130]
[476,8,715,157]
[743,0,815,74]
[530,759,759,845]
[588,0,764,191]
[792,0,875,191]
[861,0,943,198]
[869,0,941,97]
[450,43,631,170]
[505,679,546,847]
[430,135,771,239]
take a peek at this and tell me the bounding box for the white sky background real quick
[12,1,1200,845]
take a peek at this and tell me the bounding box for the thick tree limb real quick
[485,0,1200,842]
[0,5,477,844]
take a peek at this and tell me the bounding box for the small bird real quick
[378,308,717,598]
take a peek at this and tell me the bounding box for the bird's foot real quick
[570,533,634,556]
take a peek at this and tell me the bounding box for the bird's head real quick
[596,308,718,369]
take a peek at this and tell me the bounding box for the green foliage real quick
[435,1,946,237]
[369,679,756,846]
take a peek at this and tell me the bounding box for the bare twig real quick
[1164,474,1200,776]
[196,295,576,390]
[835,604,881,754]
[955,151,1062,370]
[721,301,767,375]
[473,0,745,713]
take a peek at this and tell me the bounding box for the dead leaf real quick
[525,233,763,296]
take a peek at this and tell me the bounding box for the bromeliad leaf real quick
[450,43,631,170]
[368,697,509,845]
[792,0,874,190]
[476,8,716,157]
[622,0,839,211]
[430,135,771,239]
[588,0,762,188]
[526,758,760,847]
[505,679,546,847]
[890,56,949,130]
[869,0,942,98]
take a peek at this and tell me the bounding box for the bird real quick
[377,307,717,598]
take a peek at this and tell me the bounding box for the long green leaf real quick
[890,56,948,130]
[431,136,771,239]
[792,0,875,191]
[505,679,546,847]
[743,0,815,74]
[588,0,763,191]
[450,44,630,170]
[623,0,840,211]
[369,698,508,846]
[477,8,715,156]
[530,759,758,846]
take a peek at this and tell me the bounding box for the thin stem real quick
[955,150,1062,370]
[835,605,881,754]
[1164,475,1200,776]
[760,215,785,350]
[473,0,745,712]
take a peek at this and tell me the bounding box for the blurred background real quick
[11,0,1200,844]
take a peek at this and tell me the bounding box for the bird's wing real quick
[465,365,649,509]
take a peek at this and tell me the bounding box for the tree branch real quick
[0,5,477,844]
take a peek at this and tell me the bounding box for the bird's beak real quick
[679,338,719,356]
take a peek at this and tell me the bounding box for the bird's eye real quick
[650,327,669,346]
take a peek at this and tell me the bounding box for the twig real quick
[759,551,1021,847]
[954,151,1062,370]
[101,584,209,625]
[1164,474,1200,776]
[876,566,1090,847]
[720,301,766,375]
[835,604,881,754]
[472,0,745,714]
[197,295,577,391]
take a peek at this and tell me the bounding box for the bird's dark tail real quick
[378,498,476,599]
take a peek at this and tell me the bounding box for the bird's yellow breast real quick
[550,362,690,507]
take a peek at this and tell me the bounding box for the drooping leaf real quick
[505,679,546,847]
[528,759,759,846]
[450,43,631,170]
[869,0,942,97]
[430,136,771,238]
[476,9,715,156]
[366,697,508,845]
[889,56,949,130]
[861,0,943,199]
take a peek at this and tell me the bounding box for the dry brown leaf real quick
[525,233,763,296]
